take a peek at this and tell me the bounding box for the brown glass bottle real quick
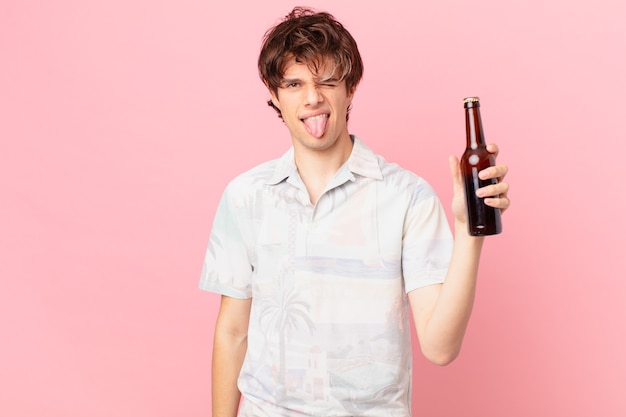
[460,97,502,236]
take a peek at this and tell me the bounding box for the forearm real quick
[212,327,247,417]
[412,148,508,365]
[419,221,484,364]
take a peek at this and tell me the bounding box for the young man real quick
[200,7,510,417]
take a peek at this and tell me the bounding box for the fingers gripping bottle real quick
[460,97,502,236]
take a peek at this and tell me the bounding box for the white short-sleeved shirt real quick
[200,136,453,417]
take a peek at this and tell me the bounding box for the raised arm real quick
[409,143,510,365]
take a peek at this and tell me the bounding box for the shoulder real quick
[230,158,279,187]
[221,158,281,205]
[377,155,437,200]
[352,136,438,201]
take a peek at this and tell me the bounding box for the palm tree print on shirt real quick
[258,284,316,393]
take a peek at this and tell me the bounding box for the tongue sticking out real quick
[303,114,329,138]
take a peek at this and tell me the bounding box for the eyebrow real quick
[318,76,340,83]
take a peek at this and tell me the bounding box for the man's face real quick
[270,57,354,153]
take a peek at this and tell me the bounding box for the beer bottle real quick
[460,97,502,236]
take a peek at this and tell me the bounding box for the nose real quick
[303,84,323,106]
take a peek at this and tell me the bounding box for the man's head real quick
[258,7,364,119]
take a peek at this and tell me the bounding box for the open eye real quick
[280,79,301,89]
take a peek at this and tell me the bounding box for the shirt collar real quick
[347,136,384,180]
[265,135,383,186]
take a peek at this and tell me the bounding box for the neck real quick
[293,133,353,204]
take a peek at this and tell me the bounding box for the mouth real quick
[301,113,330,138]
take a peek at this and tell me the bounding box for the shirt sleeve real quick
[401,178,454,293]
[199,185,252,299]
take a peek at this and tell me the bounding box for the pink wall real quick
[1,0,624,416]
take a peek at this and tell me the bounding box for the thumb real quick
[449,155,463,191]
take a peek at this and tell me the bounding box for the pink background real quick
[1,0,625,416]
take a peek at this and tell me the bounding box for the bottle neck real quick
[465,104,485,149]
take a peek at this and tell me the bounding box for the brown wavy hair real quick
[258,7,364,117]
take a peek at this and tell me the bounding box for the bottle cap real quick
[463,97,480,109]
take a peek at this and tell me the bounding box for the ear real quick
[269,91,280,110]
[347,86,357,103]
